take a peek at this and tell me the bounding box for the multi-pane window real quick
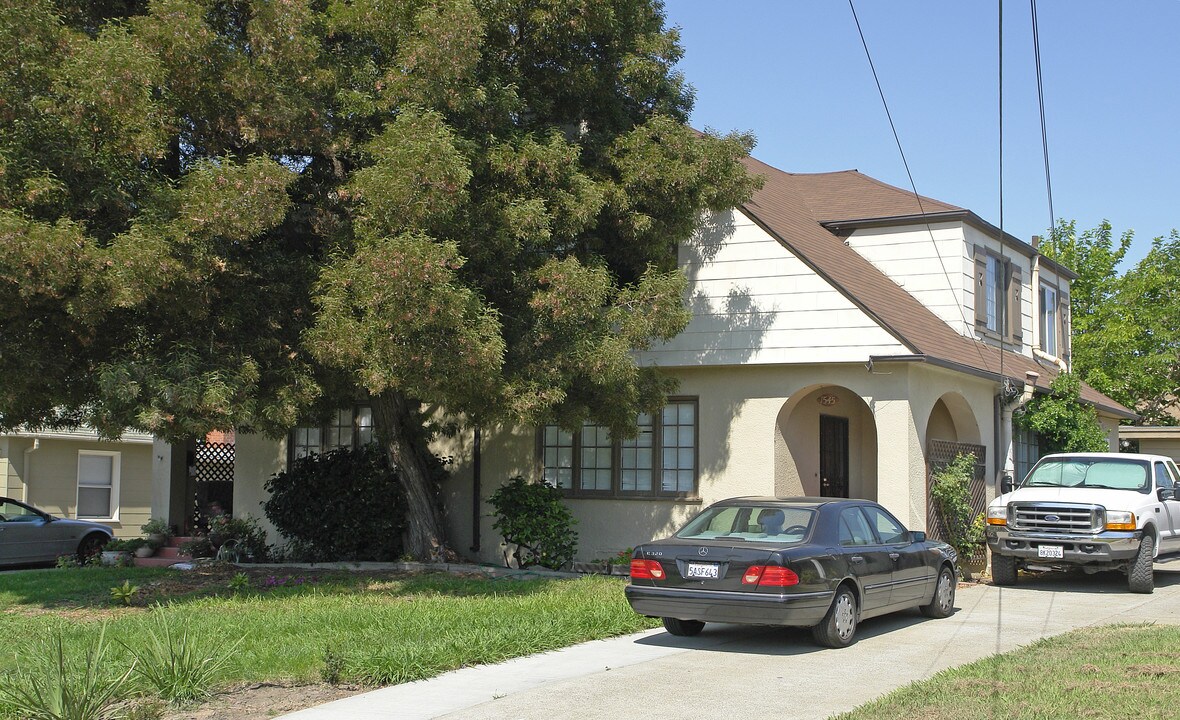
[77,451,119,520]
[291,405,374,460]
[1014,425,1040,485]
[620,412,654,492]
[540,399,698,497]
[1040,284,1058,356]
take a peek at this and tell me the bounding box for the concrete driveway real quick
[283,566,1180,720]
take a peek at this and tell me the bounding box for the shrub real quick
[263,444,410,561]
[489,476,578,570]
[124,613,240,705]
[207,515,269,562]
[0,625,134,720]
[930,452,985,576]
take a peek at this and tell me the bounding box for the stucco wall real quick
[232,432,290,543]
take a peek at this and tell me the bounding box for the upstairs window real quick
[539,399,698,498]
[974,247,1023,345]
[1039,283,1058,356]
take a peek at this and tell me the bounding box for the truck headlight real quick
[1105,510,1136,532]
[986,506,1008,526]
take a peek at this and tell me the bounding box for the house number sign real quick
[817,393,839,407]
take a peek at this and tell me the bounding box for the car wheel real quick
[920,565,956,618]
[662,617,705,637]
[77,533,108,563]
[1128,533,1155,594]
[991,553,1017,585]
[811,585,857,648]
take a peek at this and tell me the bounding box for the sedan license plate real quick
[685,562,719,579]
[1037,544,1064,559]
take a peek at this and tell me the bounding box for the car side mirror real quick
[1000,474,1014,495]
[910,530,926,543]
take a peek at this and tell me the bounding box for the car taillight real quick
[630,558,665,580]
[741,565,799,587]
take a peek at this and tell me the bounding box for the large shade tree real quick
[0,0,759,557]
[1041,220,1180,425]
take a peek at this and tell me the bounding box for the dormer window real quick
[1040,284,1057,356]
[974,246,1023,345]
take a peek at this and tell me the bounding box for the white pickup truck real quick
[985,452,1180,593]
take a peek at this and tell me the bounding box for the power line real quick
[847,0,991,372]
[1031,0,1056,234]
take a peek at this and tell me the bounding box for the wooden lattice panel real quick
[195,440,235,484]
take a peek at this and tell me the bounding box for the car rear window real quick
[675,505,815,543]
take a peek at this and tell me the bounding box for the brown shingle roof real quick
[738,156,1134,419]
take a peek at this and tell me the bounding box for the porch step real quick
[132,535,194,568]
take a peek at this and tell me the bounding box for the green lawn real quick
[0,565,657,690]
[835,623,1180,720]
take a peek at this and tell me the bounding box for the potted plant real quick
[140,517,172,551]
[100,539,135,566]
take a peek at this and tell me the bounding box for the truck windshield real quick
[1022,458,1150,492]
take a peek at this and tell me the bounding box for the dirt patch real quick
[158,681,365,720]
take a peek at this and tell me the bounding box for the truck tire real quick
[1128,533,1155,594]
[991,553,1017,585]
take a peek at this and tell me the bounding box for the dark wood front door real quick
[820,415,849,498]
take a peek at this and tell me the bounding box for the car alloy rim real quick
[937,572,953,611]
[834,593,855,639]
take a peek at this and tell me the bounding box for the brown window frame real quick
[537,397,700,500]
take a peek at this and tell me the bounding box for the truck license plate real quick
[1037,545,1064,559]
[685,562,719,579]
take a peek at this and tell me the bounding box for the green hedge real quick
[263,445,408,561]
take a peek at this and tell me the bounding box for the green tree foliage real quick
[929,453,984,577]
[1041,220,1180,424]
[1015,373,1109,453]
[0,1,760,558]
[489,476,578,570]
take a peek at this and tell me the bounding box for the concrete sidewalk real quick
[281,567,1180,720]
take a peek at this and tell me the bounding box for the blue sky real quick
[663,1,1179,268]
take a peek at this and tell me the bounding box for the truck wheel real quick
[991,553,1017,585]
[1128,534,1155,594]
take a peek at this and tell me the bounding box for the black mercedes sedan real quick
[625,497,958,647]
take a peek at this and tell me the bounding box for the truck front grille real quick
[1009,503,1101,534]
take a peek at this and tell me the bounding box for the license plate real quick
[1037,544,1064,559]
[685,562,719,579]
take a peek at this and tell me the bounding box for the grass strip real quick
[834,623,1180,720]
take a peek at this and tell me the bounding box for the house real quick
[152,154,1133,563]
[1119,426,1180,464]
[0,427,155,538]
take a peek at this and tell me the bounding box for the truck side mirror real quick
[1159,487,1176,502]
[1000,474,1014,495]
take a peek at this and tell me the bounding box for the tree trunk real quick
[371,390,446,561]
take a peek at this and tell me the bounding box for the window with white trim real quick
[77,451,120,520]
[1039,283,1058,356]
[540,399,698,497]
[291,405,374,460]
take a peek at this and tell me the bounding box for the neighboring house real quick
[152,153,1134,563]
[0,427,154,538]
[1119,426,1180,465]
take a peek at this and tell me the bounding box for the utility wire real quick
[847,0,991,372]
[1031,0,1056,233]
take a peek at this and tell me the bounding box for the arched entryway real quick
[774,385,878,500]
[924,392,985,548]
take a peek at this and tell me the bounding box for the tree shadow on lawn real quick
[1,564,592,615]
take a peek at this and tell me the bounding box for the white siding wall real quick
[637,211,907,367]
[844,222,971,335]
